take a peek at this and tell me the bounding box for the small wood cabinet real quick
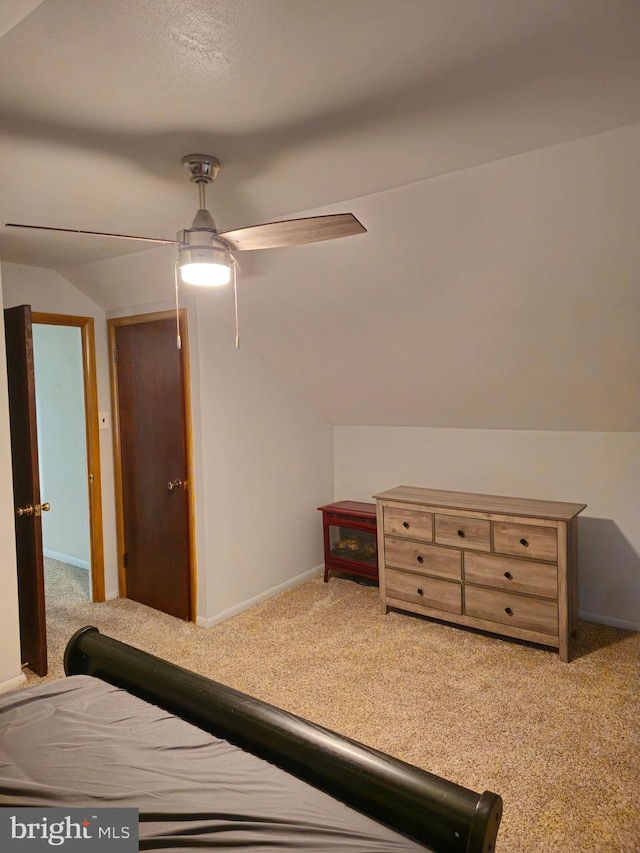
[374,486,586,662]
[318,501,378,583]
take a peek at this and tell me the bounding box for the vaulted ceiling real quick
[1,1,639,429]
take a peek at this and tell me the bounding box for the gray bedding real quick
[0,676,431,851]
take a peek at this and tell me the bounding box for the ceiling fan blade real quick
[218,213,366,251]
[4,223,180,245]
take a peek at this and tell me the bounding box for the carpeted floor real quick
[44,556,90,603]
[27,564,640,852]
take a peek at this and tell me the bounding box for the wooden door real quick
[111,314,192,620]
[4,305,47,676]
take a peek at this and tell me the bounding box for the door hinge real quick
[122,552,128,568]
[113,347,118,362]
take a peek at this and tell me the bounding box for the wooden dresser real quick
[374,486,586,662]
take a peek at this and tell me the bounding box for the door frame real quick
[107,309,197,620]
[32,312,105,602]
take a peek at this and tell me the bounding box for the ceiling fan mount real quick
[181,153,220,186]
[180,154,222,236]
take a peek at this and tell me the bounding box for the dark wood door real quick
[114,317,191,619]
[4,305,47,676]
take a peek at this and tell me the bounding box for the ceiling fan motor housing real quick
[177,227,231,270]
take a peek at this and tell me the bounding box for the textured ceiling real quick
[1,0,640,269]
[1,0,639,429]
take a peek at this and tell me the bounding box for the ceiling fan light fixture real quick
[178,231,232,286]
[180,259,231,287]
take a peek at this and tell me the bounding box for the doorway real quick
[32,313,105,603]
[108,309,196,620]
[33,323,90,600]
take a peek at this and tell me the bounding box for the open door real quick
[4,304,47,676]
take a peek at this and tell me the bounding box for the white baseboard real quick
[44,549,89,571]
[0,672,27,695]
[579,610,640,632]
[196,565,324,629]
[105,590,119,601]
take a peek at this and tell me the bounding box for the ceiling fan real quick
[6,154,367,347]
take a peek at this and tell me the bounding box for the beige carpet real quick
[26,565,640,852]
[44,556,90,603]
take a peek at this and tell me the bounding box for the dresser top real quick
[373,485,587,521]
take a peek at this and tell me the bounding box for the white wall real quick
[0,266,26,692]
[230,122,640,432]
[193,297,334,623]
[1,263,118,596]
[33,323,90,567]
[334,426,640,630]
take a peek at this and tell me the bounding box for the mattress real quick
[0,676,431,852]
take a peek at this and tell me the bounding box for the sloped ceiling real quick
[1,0,639,429]
[0,0,46,39]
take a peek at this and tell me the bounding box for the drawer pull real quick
[417,588,424,596]
[504,571,513,580]
[457,529,465,538]
[416,555,424,564]
[403,521,410,529]
[520,538,529,547]
[505,607,513,616]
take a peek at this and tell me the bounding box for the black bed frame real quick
[64,627,502,853]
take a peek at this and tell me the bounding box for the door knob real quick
[168,479,187,492]
[16,501,50,517]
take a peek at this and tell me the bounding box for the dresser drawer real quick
[386,568,462,614]
[464,553,557,599]
[383,506,433,541]
[385,538,461,580]
[493,521,557,561]
[465,586,558,635]
[435,514,490,551]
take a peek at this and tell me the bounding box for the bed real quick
[0,627,502,852]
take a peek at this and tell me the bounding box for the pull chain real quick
[174,261,182,350]
[232,256,240,349]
